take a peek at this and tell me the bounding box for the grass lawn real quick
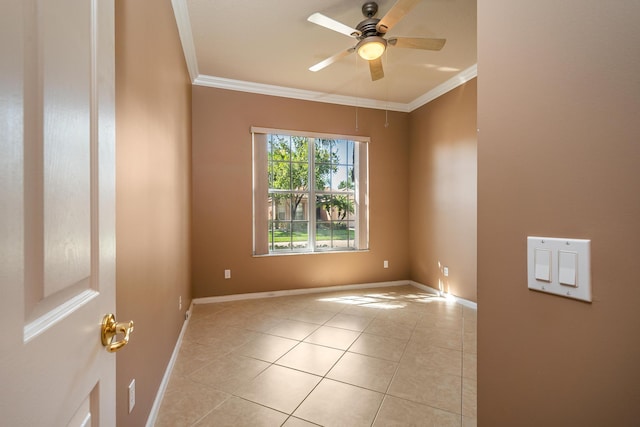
[270,228,354,242]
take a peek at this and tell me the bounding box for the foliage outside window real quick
[252,128,369,255]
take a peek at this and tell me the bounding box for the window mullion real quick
[309,138,316,250]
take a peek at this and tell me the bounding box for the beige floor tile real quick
[234,365,321,414]
[463,330,477,354]
[349,333,408,362]
[464,317,477,334]
[233,313,284,333]
[276,342,344,376]
[304,298,350,313]
[373,395,461,427]
[411,327,463,351]
[171,340,229,377]
[463,306,477,322]
[287,308,336,324]
[186,325,259,349]
[158,286,477,427]
[462,378,477,418]
[188,355,269,394]
[232,333,298,362]
[388,364,462,414]
[303,325,361,350]
[293,379,384,427]
[194,396,288,426]
[419,313,464,333]
[375,308,422,326]
[155,376,230,427]
[339,304,381,318]
[463,352,477,380]
[191,302,230,316]
[364,318,414,340]
[463,416,478,427]
[265,319,320,340]
[401,343,462,377]
[324,312,373,331]
[326,351,397,393]
[282,416,320,426]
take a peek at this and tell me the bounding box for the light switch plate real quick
[527,236,591,302]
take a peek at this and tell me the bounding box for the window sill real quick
[253,249,370,258]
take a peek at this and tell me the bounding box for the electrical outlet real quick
[178,296,182,311]
[128,379,136,413]
[443,267,449,277]
[383,260,389,269]
[224,269,231,279]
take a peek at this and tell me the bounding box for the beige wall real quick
[115,0,192,425]
[192,86,410,297]
[478,1,640,425]
[409,79,477,301]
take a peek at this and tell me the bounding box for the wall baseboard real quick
[145,302,194,427]
[409,280,478,310]
[192,280,413,305]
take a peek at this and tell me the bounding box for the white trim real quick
[145,302,194,427]
[191,280,477,309]
[407,64,478,112]
[409,280,478,310]
[170,0,199,82]
[193,65,477,112]
[23,289,98,342]
[250,127,370,143]
[193,280,412,305]
[194,74,411,112]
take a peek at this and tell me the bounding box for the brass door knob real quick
[101,314,134,353]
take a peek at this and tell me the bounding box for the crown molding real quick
[171,0,199,81]
[407,64,478,112]
[193,74,411,112]
[194,64,477,113]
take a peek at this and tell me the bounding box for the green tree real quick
[269,136,338,219]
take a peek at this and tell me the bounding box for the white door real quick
[1,0,119,425]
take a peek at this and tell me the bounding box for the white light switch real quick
[527,237,591,302]
[534,249,551,282]
[558,250,577,286]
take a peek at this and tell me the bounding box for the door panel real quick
[1,0,116,424]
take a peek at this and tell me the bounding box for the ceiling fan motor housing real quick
[361,2,378,18]
[356,18,381,40]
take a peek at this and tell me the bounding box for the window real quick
[252,127,369,255]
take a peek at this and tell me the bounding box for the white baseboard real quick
[145,302,194,427]
[192,279,477,308]
[192,280,412,305]
[409,280,478,310]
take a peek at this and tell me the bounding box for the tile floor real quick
[156,285,477,427]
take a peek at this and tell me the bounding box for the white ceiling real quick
[173,0,477,111]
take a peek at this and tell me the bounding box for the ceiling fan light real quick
[357,36,387,61]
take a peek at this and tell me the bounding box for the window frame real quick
[252,127,369,256]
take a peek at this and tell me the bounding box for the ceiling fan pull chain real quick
[385,109,389,128]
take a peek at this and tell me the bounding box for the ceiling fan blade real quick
[309,48,356,72]
[369,57,384,81]
[308,13,361,38]
[388,37,446,51]
[376,0,420,34]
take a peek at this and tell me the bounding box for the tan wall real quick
[478,1,640,425]
[115,0,192,425]
[409,79,477,301]
[192,86,410,297]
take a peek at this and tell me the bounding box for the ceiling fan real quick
[307,0,446,81]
